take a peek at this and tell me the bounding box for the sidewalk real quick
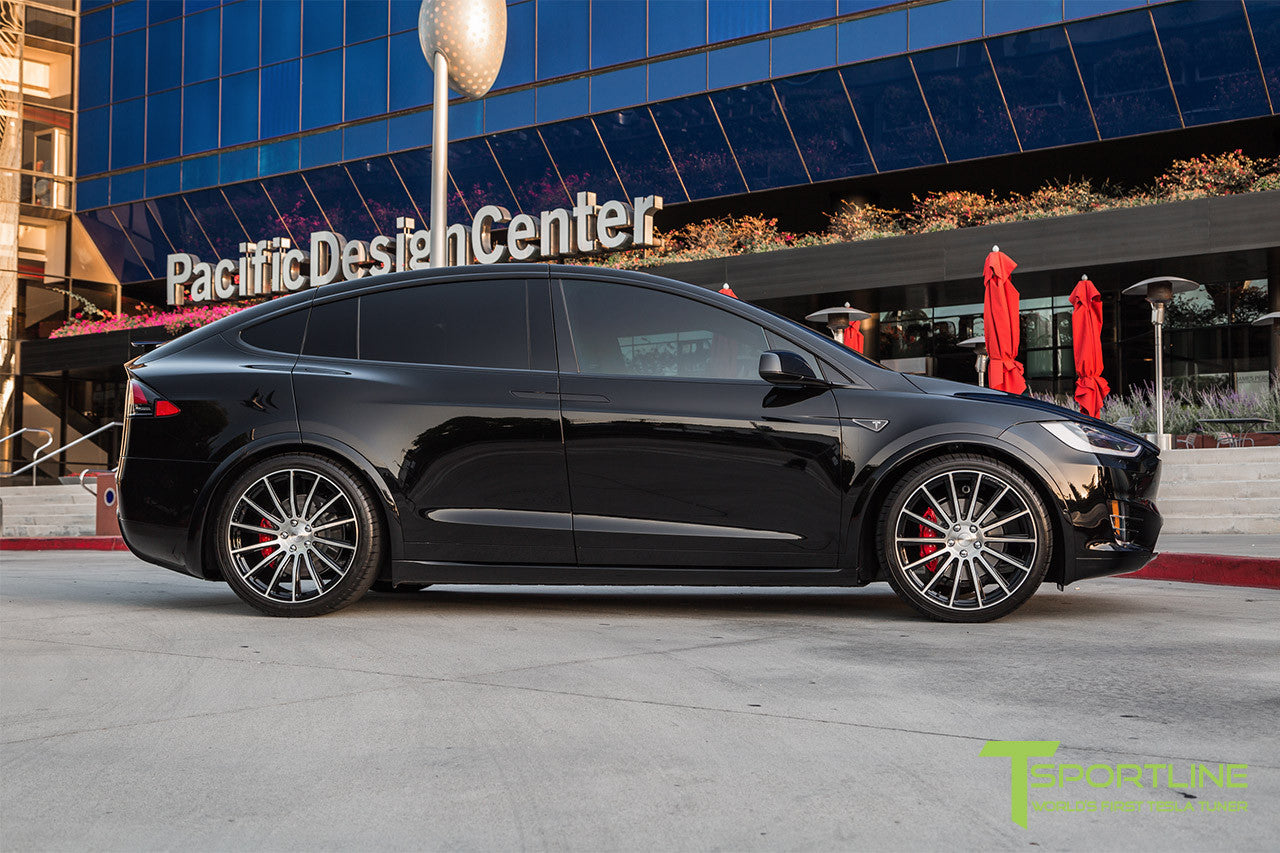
[1157,533,1280,558]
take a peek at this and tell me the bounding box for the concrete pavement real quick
[2,551,1277,851]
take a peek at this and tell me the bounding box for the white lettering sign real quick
[165,193,663,305]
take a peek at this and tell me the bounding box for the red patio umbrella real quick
[1069,275,1110,419]
[719,283,738,299]
[982,246,1026,394]
[842,322,864,353]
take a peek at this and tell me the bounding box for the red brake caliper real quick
[257,518,276,561]
[919,507,940,572]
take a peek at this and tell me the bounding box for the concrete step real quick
[1,485,98,538]
[1160,462,1280,483]
[1160,515,1280,535]
[2,523,97,537]
[2,508,99,524]
[0,484,97,495]
[1158,495,1280,517]
[1,505,93,518]
[1158,480,1280,500]
[0,493,96,504]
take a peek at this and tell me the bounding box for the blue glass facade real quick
[75,0,1278,284]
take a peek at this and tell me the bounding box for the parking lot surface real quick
[2,551,1277,851]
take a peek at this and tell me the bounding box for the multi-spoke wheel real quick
[877,454,1052,622]
[215,453,382,616]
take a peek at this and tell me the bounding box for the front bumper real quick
[1001,422,1162,585]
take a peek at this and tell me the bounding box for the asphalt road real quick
[2,552,1277,852]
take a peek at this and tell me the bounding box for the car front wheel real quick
[878,454,1052,622]
[214,453,383,617]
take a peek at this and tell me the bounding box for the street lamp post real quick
[959,335,988,387]
[1123,276,1198,449]
[418,0,507,267]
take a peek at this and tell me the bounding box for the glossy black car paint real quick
[117,264,1161,595]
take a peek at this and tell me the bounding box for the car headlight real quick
[1041,421,1143,457]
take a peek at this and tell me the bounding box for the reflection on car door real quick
[556,278,843,569]
[293,276,574,565]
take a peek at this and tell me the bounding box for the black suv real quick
[119,265,1161,621]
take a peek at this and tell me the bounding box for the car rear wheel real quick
[214,453,382,617]
[877,454,1052,622]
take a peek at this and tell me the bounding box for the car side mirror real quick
[759,351,824,387]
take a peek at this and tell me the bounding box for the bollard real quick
[95,473,121,536]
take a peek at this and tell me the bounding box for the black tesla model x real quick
[118,265,1161,621]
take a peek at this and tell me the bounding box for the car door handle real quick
[510,390,558,400]
[561,393,610,404]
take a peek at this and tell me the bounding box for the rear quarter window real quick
[302,299,358,360]
[240,309,308,354]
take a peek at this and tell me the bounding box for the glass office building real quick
[3,0,1279,477]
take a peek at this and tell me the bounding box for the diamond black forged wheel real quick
[214,453,383,617]
[877,454,1052,623]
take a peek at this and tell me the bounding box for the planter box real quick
[645,190,1280,303]
[18,325,178,376]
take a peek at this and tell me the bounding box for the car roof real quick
[136,263,908,390]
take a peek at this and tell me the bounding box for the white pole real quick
[1153,302,1165,441]
[430,51,449,268]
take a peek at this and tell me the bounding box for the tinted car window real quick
[303,298,358,360]
[240,308,308,354]
[562,280,768,380]
[359,280,529,369]
[764,330,822,378]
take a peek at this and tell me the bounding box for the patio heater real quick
[805,302,870,343]
[959,335,988,387]
[419,0,506,267]
[1255,311,1280,389]
[1122,276,1198,449]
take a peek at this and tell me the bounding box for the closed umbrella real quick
[1069,275,1110,419]
[982,246,1026,394]
[842,321,864,354]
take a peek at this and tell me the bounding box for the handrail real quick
[1,428,55,485]
[1,422,123,484]
[79,467,118,496]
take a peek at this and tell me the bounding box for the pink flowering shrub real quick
[49,300,262,338]
[1155,149,1260,199]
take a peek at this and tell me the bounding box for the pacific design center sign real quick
[165,192,662,306]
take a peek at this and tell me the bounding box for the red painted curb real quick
[1124,552,1280,590]
[1,536,129,551]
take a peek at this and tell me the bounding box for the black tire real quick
[214,453,383,616]
[877,453,1052,623]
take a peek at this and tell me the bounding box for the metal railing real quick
[1,428,54,485]
[1,422,123,485]
[78,467,118,496]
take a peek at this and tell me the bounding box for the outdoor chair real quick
[1214,432,1254,448]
